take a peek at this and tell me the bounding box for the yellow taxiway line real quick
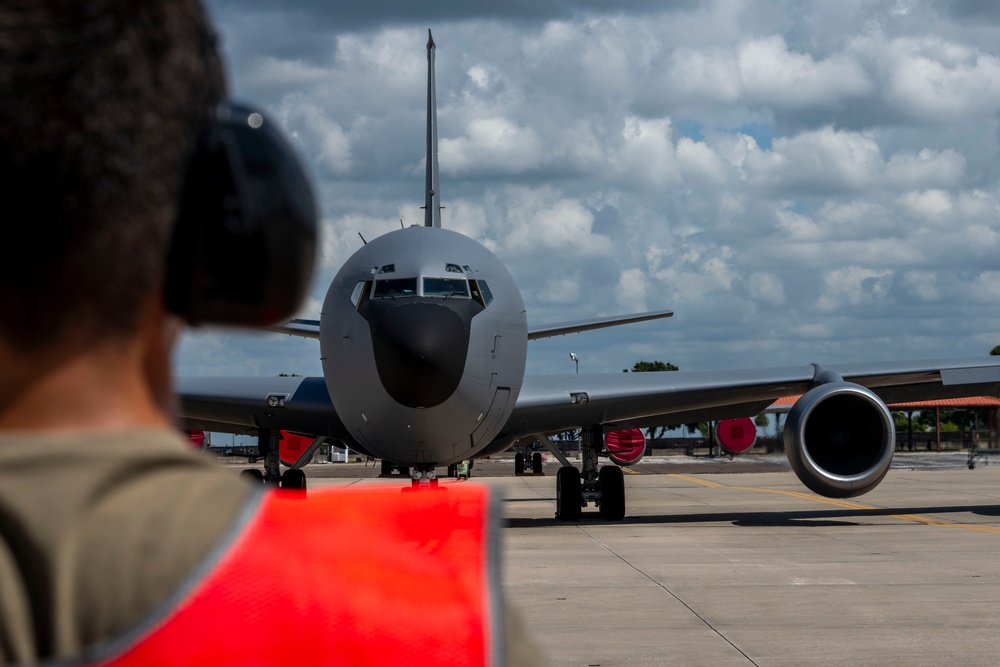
[668,473,1000,535]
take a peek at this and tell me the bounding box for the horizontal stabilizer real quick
[264,318,320,339]
[527,310,673,340]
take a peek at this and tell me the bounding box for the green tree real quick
[991,345,1000,356]
[629,361,679,439]
[629,360,679,372]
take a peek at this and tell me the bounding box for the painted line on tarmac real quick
[668,473,1000,535]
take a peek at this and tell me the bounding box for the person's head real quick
[0,0,224,355]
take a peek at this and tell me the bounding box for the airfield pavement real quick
[244,451,1000,666]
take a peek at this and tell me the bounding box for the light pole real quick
[569,352,579,374]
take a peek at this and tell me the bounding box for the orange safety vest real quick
[83,484,502,666]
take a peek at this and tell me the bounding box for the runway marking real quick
[668,473,1000,535]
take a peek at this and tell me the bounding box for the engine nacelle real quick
[784,382,895,498]
[606,429,646,466]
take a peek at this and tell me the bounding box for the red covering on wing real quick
[279,431,315,467]
[184,430,206,449]
[716,417,757,455]
[605,428,646,466]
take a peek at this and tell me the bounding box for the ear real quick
[165,103,318,327]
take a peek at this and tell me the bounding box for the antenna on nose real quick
[423,29,441,228]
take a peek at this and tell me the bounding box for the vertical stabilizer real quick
[424,30,441,228]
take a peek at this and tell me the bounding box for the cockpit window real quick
[445,263,463,274]
[423,277,470,298]
[350,281,371,308]
[473,280,494,306]
[372,277,417,298]
[478,281,494,305]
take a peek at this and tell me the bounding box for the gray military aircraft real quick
[179,32,1000,520]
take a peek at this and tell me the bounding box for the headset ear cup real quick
[165,103,317,327]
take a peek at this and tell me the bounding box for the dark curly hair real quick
[0,1,225,350]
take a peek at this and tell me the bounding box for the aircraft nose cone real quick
[368,301,470,408]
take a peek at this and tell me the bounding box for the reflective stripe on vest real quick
[89,484,502,666]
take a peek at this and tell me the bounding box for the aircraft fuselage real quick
[320,225,527,467]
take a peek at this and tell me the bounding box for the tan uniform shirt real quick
[0,430,253,664]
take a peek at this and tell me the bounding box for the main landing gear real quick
[404,465,442,490]
[555,426,626,521]
[240,428,307,492]
[514,447,544,476]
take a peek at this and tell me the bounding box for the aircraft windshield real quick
[423,277,470,298]
[372,277,417,299]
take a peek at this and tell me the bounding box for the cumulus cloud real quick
[493,186,612,257]
[817,266,894,312]
[854,35,1000,122]
[440,117,545,175]
[182,0,1000,377]
[663,35,871,110]
[278,101,352,175]
[747,271,787,307]
[885,148,965,189]
[611,117,682,190]
[737,36,872,107]
[745,126,884,193]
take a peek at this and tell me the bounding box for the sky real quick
[177,0,1000,380]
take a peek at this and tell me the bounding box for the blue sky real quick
[178,0,1000,380]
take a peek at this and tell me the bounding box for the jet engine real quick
[783,382,895,498]
[605,429,646,466]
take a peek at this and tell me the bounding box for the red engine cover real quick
[184,430,206,449]
[605,429,646,466]
[279,431,316,467]
[716,418,757,455]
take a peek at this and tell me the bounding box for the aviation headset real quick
[165,102,318,327]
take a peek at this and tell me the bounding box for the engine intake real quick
[784,382,895,498]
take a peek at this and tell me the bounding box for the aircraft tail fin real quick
[424,29,441,228]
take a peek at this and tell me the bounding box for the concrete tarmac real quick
[303,454,1000,666]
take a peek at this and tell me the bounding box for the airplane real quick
[178,31,1000,521]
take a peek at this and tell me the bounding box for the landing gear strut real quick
[260,428,281,484]
[554,426,626,521]
[240,429,308,491]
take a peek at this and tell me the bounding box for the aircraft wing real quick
[263,318,321,339]
[264,310,675,341]
[505,357,1000,437]
[527,310,673,340]
[176,375,352,441]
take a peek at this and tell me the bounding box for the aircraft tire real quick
[532,452,543,474]
[598,466,625,521]
[514,452,525,475]
[240,469,264,483]
[281,468,307,491]
[448,464,457,477]
[556,466,582,521]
